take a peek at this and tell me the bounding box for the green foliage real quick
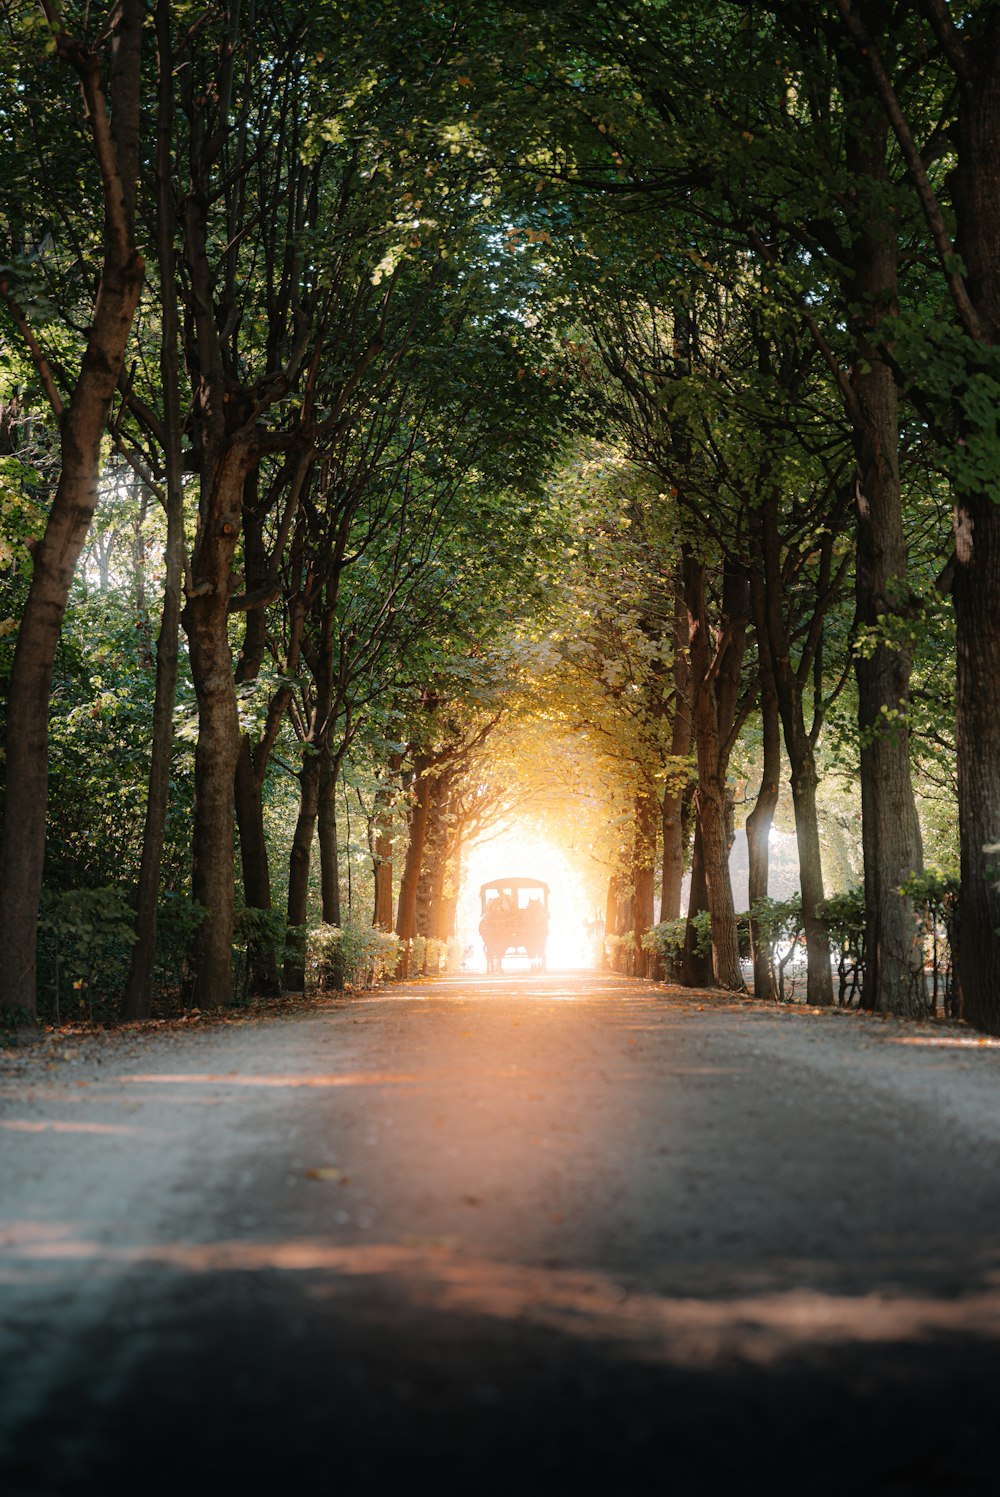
[153,894,208,992]
[749,895,804,1002]
[889,315,1000,497]
[43,592,194,893]
[749,895,803,948]
[640,912,711,980]
[36,885,136,1024]
[899,868,959,910]
[817,886,866,950]
[818,886,866,1006]
[604,930,636,975]
[306,922,401,992]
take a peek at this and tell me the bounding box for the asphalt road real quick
[3,969,1000,1495]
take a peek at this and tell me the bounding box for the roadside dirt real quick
[3,970,1000,1494]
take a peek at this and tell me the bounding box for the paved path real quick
[3,970,1000,1493]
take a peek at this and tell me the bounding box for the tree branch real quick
[0,275,65,419]
[833,0,983,341]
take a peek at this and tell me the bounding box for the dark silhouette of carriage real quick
[479,877,550,973]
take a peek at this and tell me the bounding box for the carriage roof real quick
[479,877,550,897]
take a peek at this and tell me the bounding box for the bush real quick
[605,931,636,974]
[640,913,712,980]
[154,893,208,991]
[748,895,804,1001]
[306,922,400,992]
[818,886,866,1005]
[900,869,959,1015]
[37,885,137,1024]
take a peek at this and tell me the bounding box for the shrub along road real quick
[2,970,1000,1494]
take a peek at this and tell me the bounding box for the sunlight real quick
[458,827,598,971]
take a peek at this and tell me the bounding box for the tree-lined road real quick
[3,971,1000,1493]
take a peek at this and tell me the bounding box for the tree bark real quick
[0,3,146,1018]
[181,444,251,1007]
[682,550,746,989]
[284,750,320,990]
[948,33,1000,1032]
[745,614,781,1002]
[318,748,342,927]
[836,0,1000,1029]
[681,821,713,987]
[602,874,619,969]
[660,583,692,921]
[372,753,400,929]
[843,56,926,1016]
[395,759,433,976]
[760,494,834,1007]
[121,0,183,1021]
[233,736,282,995]
[631,789,658,975]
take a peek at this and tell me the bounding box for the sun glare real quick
[458,829,597,972]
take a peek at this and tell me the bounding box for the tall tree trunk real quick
[660,583,692,921]
[372,752,400,929]
[318,747,342,926]
[746,640,781,1001]
[415,773,447,943]
[631,789,658,975]
[233,737,282,995]
[681,820,713,987]
[683,551,745,989]
[603,873,619,969]
[121,0,182,1021]
[836,0,1000,1030]
[844,70,925,1016]
[395,759,432,977]
[418,775,455,948]
[760,496,834,1007]
[0,3,146,1018]
[183,578,243,1008]
[949,35,1000,1032]
[284,750,320,990]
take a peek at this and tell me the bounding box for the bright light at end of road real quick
[458,830,597,971]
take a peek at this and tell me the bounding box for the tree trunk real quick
[631,789,658,976]
[844,76,926,1016]
[949,37,1000,1033]
[372,752,400,929]
[395,760,432,977]
[415,773,448,943]
[746,662,781,1002]
[0,3,146,1018]
[788,753,831,1006]
[836,0,1000,1029]
[660,583,692,921]
[121,0,183,1022]
[183,580,243,1008]
[681,820,713,987]
[682,550,745,990]
[233,737,282,995]
[603,873,619,969]
[318,748,342,927]
[373,824,394,929]
[284,750,320,990]
[760,497,834,1007]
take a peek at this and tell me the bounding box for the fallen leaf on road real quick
[305,1167,343,1181]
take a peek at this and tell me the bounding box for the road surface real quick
[3,970,1000,1493]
